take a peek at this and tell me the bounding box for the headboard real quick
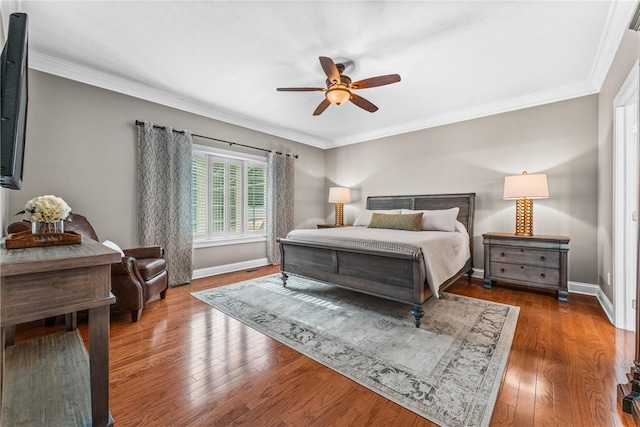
[366,193,476,269]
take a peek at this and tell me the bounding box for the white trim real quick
[32,47,602,149]
[597,288,615,326]
[612,60,639,330]
[193,143,266,162]
[192,258,270,280]
[589,1,640,91]
[193,235,266,249]
[568,280,600,296]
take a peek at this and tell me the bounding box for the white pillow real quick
[401,207,460,232]
[102,240,125,256]
[353,209,401,226]
[455,220,467,234]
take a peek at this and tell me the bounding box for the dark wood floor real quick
[12,266,638,426]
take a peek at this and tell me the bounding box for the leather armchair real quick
[6,213,168,323]
[111,246,168,322]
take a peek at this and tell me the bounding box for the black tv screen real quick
[1,12,28,190]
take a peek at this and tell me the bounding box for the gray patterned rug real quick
[192,274,519,427]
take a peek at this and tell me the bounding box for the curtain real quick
[137,122,193,286]
[266,151,295,264]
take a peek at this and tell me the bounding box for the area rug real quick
[192,274,519,427]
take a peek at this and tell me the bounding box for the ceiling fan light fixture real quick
[326,86,351,105]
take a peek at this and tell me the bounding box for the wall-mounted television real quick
[1,12,28,190]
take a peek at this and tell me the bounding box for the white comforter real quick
[286,222,470,298]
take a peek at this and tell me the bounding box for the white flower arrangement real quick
[22,195,72,222]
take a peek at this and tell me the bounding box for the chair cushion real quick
[136,258,167,281]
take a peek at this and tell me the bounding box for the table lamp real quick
[503,171,549,236]
[328,187,351,226]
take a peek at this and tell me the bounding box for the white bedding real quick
[286,222,470,298]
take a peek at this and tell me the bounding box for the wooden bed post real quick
[410,306,424,328]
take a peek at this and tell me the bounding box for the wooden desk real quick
[0,239,120,426]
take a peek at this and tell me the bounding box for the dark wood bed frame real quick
[277,193,476,327]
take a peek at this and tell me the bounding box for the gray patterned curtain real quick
[137,122,193,286]
[266,151,295,264]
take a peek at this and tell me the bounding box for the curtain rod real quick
[134,120,298,158]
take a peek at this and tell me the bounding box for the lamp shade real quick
[328,187,351,203]
[503,172,549,199]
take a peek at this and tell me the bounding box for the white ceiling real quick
[1,1,637,149]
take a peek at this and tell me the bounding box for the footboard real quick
[277,192,475,328]
[277,237,430,306]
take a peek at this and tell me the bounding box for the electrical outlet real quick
[607,272,611,286]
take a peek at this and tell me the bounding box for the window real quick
[192,144,267,246]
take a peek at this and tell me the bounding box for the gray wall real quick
[598,29,640,300]
[325,95,599,284]
[7,70,326,270]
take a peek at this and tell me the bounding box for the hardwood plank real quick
[8,267,638,426]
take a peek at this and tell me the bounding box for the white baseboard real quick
[596,288,615,324]
[192,258,270,280]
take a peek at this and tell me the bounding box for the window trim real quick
[192,144,267,247]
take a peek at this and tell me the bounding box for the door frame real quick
[613,59,639,331]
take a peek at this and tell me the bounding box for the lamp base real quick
[514,198,534,236]
[334,203,344,226]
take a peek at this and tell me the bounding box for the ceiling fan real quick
[277,56,401,116]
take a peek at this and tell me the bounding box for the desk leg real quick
[65,312,78,331]
[89,305,111,427]
[4,325,15,347]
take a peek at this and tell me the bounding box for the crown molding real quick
[589,0,639,91]
[28,51,329,149]
[22,0,634,151]
[325,80,599,149]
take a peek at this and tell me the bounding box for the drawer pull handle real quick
[500,268,505,273]
[520,249,524,252]
[540,273,546,279]
[500,252,505,257]
[520,266,524,269]
[540,256,545,261]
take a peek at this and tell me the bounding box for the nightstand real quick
[317,224,352,229]
[483,232,570,301]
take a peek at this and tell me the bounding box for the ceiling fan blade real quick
[319,56,340,84]
[351,74,401,90]
[313,98,331,116]
[277,87,325,92]
[349,93,378,113]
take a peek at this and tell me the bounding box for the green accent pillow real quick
[368,212,423,231]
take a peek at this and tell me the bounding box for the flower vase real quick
[32,220,64,235]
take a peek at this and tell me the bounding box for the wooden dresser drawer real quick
[490,246,559,268]
[483,232,570,302]
[490,261,559,286]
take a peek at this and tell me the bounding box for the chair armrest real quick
[123,246,164,259]
[111,256,145,308]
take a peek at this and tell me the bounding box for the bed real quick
[277,193,476,327]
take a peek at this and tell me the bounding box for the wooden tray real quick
[5,230,82,249]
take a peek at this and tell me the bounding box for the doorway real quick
[613,60,639,331]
